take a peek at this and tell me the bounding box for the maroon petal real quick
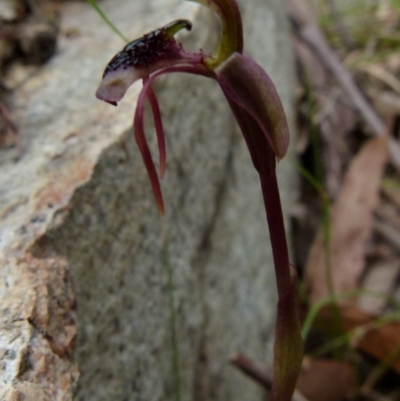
[134,78,165,215]
[216,52,289,160]
[134,64,215,215]
[144,78,167,178]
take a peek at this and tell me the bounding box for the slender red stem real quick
[146,81,167,178]
[260,171,292,299]
[223,95,292,300]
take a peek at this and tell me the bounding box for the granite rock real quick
[0,0,295,400]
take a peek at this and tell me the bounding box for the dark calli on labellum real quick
[95,1,302,400]
[96,19,202,108]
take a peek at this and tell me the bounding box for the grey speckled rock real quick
[0,0,295,400]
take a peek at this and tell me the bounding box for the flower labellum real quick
[96,19,207,215]
[96,19,197,106]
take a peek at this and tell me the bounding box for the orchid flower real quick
[95,0,303,400]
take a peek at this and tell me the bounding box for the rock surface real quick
[0,0,295,400]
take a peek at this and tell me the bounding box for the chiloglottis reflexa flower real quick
[95,2,302,401]
[96,0,289,215]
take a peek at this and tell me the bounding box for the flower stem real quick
[261,171,303,401]
[260,171,292,300]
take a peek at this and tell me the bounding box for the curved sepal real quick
[187,0,243,68]
[216,52,289,160]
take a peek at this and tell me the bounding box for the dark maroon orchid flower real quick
[96,0,287,215]
[96,0,302,400]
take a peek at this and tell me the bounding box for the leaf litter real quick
[305,136,389,304]
[290,0,400,399]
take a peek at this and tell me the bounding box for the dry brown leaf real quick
[296,358,356,401]
[356,64,400,95]
[369,89,400,119]
[305,136,389,304]
[358,258,399,314]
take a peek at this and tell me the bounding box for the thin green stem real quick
[303,78,344,356]
[321,199,333,292]
[312,311,400,357]
[295,161,326,195]
[86,0,129,43]
[307,89,335,298]
[161,224,181,401]
[302,289,400,341]
[295,159,333,293]
[362,343,400,392]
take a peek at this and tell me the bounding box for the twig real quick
[295,23,385,135]
[230,354,309,401]
[374,218,400,250]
